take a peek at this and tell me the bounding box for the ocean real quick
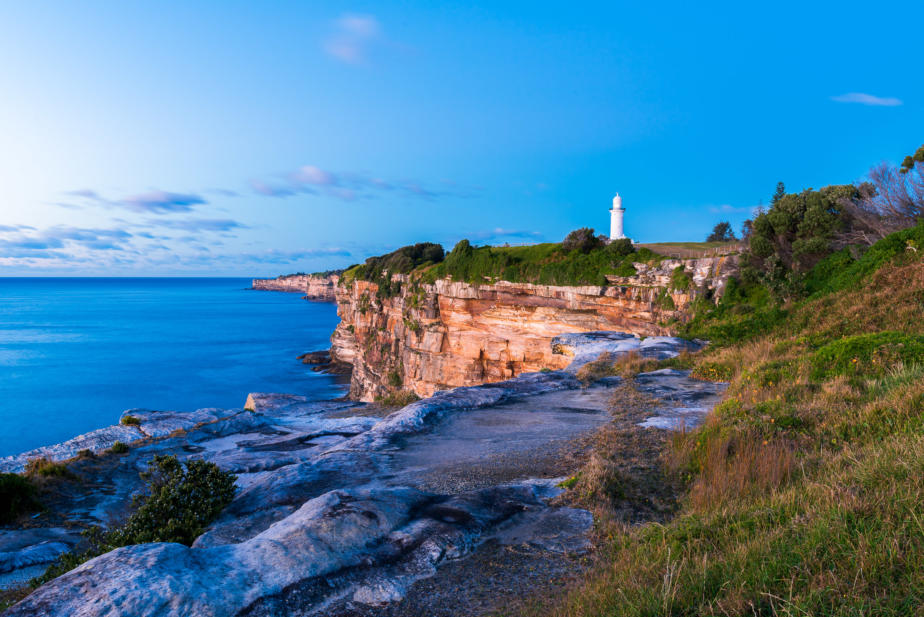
[0,278,344,457]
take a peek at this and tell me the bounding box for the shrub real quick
[109,441,129,454]
[34,455,237,586]
[24,458,75,480]
[612,260,637,277]
[606,237,635,257]
[120,415,141,426]
[670,265,692,290]
[387,369,403,388]
[810,331,924,380]
[576,352,617,385]
[562,228,603,253]
[0,473,41,523]
[375,390,420,408]
[403,315,421,333]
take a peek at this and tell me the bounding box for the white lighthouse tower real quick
[609,193,626,240]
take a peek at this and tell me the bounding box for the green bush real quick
[606,238,635,256]
[120,415,141,426]
[805,221,924,296]
[24,458,76,480]
[810,332,924,380]
[423,239,652,286]
[0,473,41,523]
[562,228,603,253]
[34,455,237,586]
[109,441,129,454]
[375,390,420,408]
[671,265,692,290]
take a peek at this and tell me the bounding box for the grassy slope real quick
[525,224,924,616]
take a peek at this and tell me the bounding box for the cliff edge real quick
[331,256,736,401]
[252,272,340,301]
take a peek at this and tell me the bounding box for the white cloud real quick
[831,92,903,107]
[708,204,759,215]
[291,165,337,186]
[323,14,381,65]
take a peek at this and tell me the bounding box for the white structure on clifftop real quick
[609,193,626,240]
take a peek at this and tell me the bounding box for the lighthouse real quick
[609,193,626,240]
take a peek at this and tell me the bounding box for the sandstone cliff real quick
[331,256,737,401]
[252,273,340,301]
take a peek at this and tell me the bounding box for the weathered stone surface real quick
[331,258,735,401]
[252,273,340,301]
[0,424,144,474]
[2,333,725,615]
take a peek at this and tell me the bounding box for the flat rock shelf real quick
[1,333,725,616]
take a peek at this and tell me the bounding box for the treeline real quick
[342,231,654,290]
[719,143,923,300]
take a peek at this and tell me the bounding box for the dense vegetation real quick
[343,232,657,289]
[0,474,41,524]
[32,455,236,586]
[524,147,924,616]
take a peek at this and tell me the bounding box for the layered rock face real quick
[331,256,737,401]
[252,273,340,301]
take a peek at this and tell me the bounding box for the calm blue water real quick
[0,278,344,457]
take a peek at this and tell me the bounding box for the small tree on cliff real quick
[771,181,786,206]
[706,221,736,242]
[562,228,603,253]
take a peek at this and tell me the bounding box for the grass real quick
[24,458,77,480]
[344,239,665,288]
[374,390,420,408]
[519,225,924,616]
[109,441,129,454]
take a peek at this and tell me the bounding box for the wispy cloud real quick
[466,228,544,245]
[253,164,478,202]
[62,188,208,214]
[119,191,207,213]
[831,92,903,107]
[0,226,133,252]
[146,218,247,233]
[238,248,351,264]
[323,14,381,65]
[250,179,300,198]
[708,204,759,215]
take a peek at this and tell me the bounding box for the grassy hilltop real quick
[531,221,924,617]
[342,145,924,615]
[519,146,924,616]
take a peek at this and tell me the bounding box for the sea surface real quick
[0,278,343,457]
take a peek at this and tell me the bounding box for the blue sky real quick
[0,1,920,276]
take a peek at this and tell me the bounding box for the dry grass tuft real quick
[687,433,795,511]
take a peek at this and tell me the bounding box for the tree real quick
[740,219,754,241]
[899,145,924,174]
[706,221,736,242]
[771,182,786,206]
[746,184,858,298]
[562,228,603,253]
[838,145,924,245]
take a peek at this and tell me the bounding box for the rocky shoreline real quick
[0,332,724,616]
[252,273,340,301]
